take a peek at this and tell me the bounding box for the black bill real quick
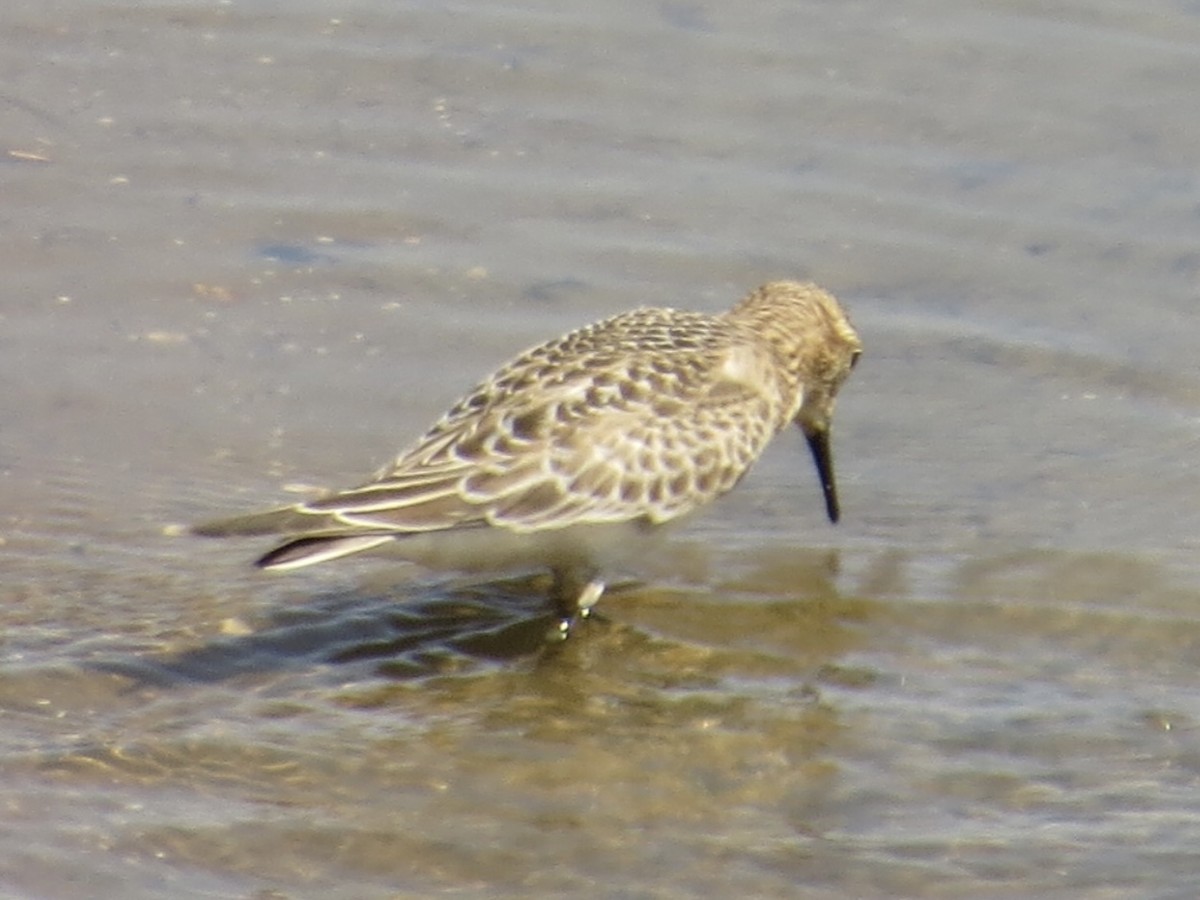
[804,426,840,524]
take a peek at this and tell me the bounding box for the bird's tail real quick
[192,505,397,570]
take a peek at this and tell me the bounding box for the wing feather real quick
[198,311,790,547]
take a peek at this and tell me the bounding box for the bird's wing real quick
[300,334,788,535]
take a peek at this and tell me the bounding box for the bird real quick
[193,281,862,637]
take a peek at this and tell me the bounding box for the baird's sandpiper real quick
[194,281,862,636]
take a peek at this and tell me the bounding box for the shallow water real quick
[4,0,1200,897]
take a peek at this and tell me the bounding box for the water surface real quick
[3,1,1200,896]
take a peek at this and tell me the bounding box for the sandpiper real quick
[194,281,862,636]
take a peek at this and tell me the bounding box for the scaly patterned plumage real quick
[194,281,862,635]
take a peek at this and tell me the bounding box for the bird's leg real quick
[549,565,605,639]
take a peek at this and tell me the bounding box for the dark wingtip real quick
[190,518,239,538]
[189,505,316,538]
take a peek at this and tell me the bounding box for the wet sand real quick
[3,1,1200,897]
